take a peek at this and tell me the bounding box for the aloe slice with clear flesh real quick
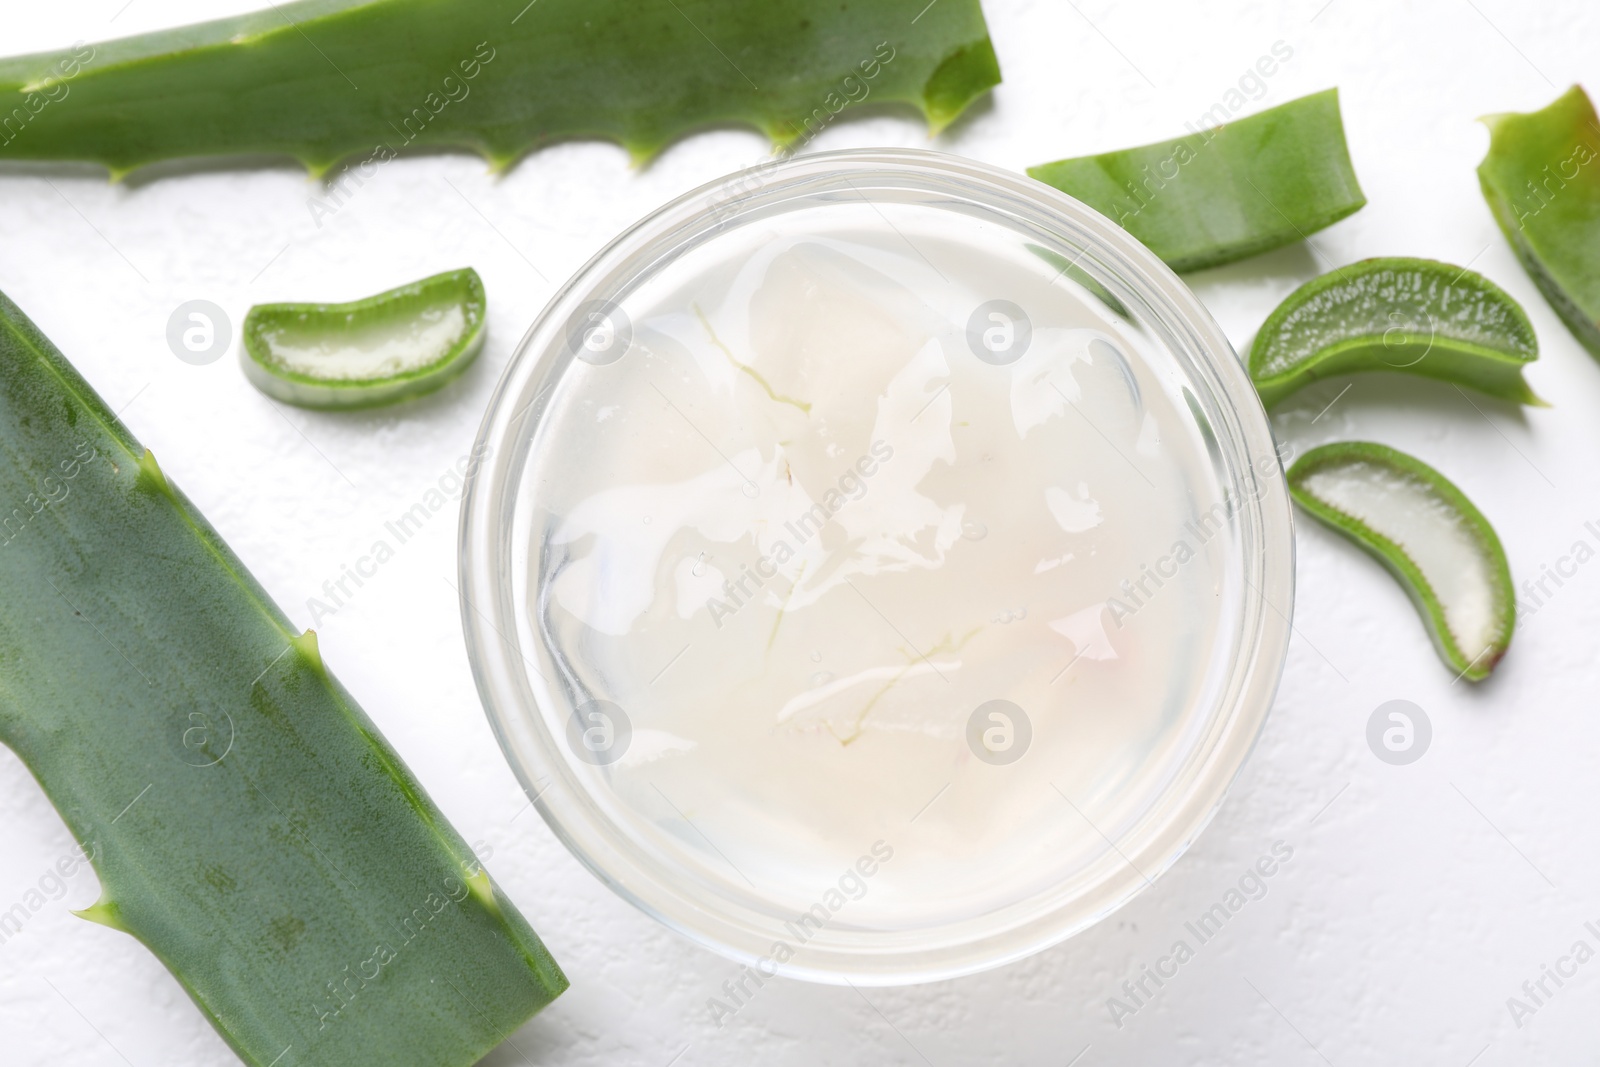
[0,0,999,177]
[1477,85,1600,357]
[1027,88,1366,273]
[1288,442,1513,682]
[1250,257,1542,408]
[0,290,566,1064]
[242,268,485,410]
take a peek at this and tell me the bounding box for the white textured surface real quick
[0,1,1595,1064]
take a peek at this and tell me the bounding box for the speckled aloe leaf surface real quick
[1249,257,1541,408]
[0,289,566,1065]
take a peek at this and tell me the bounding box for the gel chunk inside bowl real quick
[461,149,1293,983]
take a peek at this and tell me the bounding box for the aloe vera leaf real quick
[243,268,486,410]
[1288,442,1513,682]
[1249,257,1543,408]
[0,291,565,1063]
[1027,89,1367,273]
[1477,85,1600,357]
[0,0,1000,177]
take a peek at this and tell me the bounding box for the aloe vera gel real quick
[531,220,1254,908]
[471,154,1293,978]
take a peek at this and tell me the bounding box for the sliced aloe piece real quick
[1250,257,1542,407]
[1288,442,1513,682]
[0,0,999,176]
[1478,85,1600,357]
[242,268,485,410]
[0,290,566,1063]
[1027,89,1366,273]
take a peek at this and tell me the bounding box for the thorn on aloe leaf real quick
[483,151,517,176]
[465,868,502,919]
[74,895,129,932]
[135,449,174,500]
[291,629,324,673]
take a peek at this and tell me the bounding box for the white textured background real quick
[0,1,1595,1064]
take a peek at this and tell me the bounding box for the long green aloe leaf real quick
[1027,89,1366,273]
[1288,441,1513,682]
[0,290,565,1063]
[1478,85,1600,357]
[0,0,1000,178]
[1250,257,1542,407]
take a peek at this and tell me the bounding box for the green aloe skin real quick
[1478,85,1600,357]
[0,0,1000,178]
[0,290,566,1064]
[1288,442,1514,682]
[243,268,487,410]
[1250,257,1542,408]
[1028,88,1367,273]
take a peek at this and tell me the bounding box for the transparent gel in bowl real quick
[461,149,1293,984]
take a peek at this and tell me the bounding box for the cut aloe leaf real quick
[1027,88,1367,273]
[1288,442,1513,682]
[1478,85,1600,357]
[1250,257,1542,407]
[0,290,565,1064]
[242,268,485,410]
[0,0,999,177]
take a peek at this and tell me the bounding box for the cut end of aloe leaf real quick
[1288,442,1513,682]
[242,267,486,410]
[1249,257,1542,408]
[922,37,1002,135]
[1477,85,1600,357]
[1027,87,1366,273]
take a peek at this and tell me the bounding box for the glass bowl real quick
[459,148,1293,985]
